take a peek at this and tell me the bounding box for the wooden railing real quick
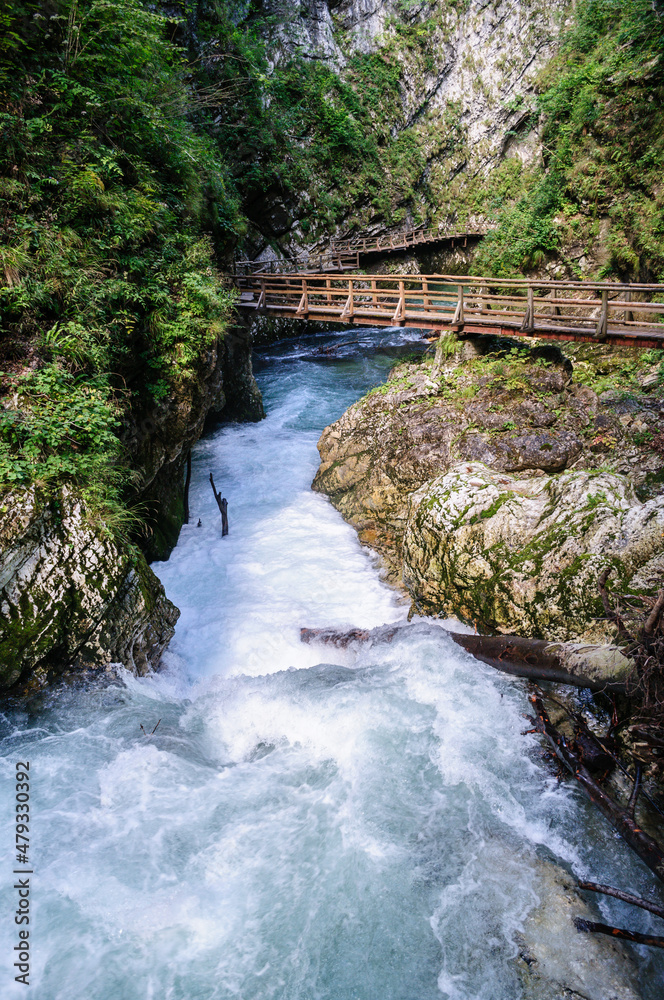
[233,271,664,348]
[233,250,360,276]
[328,226,490,255]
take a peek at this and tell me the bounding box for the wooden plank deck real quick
[233,271,664,350]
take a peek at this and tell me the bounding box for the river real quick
[1,326,662,998]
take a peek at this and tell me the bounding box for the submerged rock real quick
[517,863,641,1000]
[0,488,178,691]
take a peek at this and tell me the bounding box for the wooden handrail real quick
[328,226,491,254]
[231,271,664,349]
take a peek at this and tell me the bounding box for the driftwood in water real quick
[447,632,631,692]
[578,881,664,920]
[300,624,632,691]
[574,917,664,950]
[209,473,229,536]
[184,450,192,524]
[528,692,664,884]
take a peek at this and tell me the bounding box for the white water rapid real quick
[1,327,663,999]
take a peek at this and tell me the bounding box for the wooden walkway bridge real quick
[234,271,664,349]
[234,227,487,276]
[328,225,488,255]
[233,250,360,276]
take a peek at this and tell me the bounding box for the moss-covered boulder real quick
[313,337,664,640]
[403,462,664,642]
[313,338,664,585]
[0,488,179,691]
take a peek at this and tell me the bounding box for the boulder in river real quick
[517,862,641,1000]
[403,462,664,642]
[313,340,664,642]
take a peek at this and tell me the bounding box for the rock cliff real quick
[313,336,664,640]
[0,488,178,690]
[0,327,264,693]
[235,0,570,257]
[126,324,264,561]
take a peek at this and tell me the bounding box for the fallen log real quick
[300,624,633,691]
[529,693,664,884]
[447,633,631,693]
[574,917,664,950]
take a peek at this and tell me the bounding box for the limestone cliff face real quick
[252,0,569,255]
[404,463,664,642]
[313,338,664,640]
[0,489,178,691]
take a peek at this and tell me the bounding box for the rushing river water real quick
[1,327,663,999]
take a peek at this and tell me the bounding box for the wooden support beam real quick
[595,287,609,341]
[295,279,309,317]
[392,280,406,324]
[340,280,354,320]
[520,285,535,333]
[453,283,465,325]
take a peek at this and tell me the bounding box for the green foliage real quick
[0,1,239,518]
[477,0,664,278]
[0,365,119,485]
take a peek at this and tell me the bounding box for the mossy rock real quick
[403,462,664,642]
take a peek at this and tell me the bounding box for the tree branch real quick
[577,881,664,919]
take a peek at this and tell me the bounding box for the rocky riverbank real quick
[313,334,664,644]
[0,326,264,693]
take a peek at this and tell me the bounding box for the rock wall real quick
[313,336,664,640]
[125,324,264,561]
[248,0,570,255]
[0,489,178,691]
[1,327,264,692]
[404,462,664,642]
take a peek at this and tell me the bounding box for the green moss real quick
[475,0,664,279]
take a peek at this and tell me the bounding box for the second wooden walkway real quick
[328,226,488,255]
[234,271,664,349]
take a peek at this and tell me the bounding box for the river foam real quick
[1,327,662,999]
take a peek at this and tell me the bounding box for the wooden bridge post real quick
[296,278,309,317]
[624,289,633,323]
[325,277,332,305]
[423,278,430,308]
[392,280,406,325]
[257,278,266,309]
[453,283,465,326]
[371,278,378,308]
[595,287,609,341]
[521,285,535,334]
[341,279,354,321]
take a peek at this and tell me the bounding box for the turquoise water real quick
[1,326,662,999]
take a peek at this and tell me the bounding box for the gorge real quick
[2,1,664,998]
